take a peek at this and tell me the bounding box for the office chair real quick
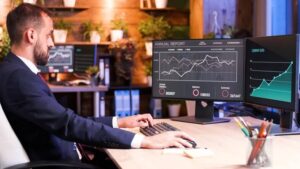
[0,103,100,169]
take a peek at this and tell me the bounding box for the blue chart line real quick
[159,51,237,82]
[250,62,292,103]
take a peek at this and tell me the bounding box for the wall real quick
[203,0,253,37]
[0,0,11,25]
[0,0,253,84]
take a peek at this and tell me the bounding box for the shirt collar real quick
[17,56,40,74]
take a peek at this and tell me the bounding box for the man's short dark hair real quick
[6,3,51,45]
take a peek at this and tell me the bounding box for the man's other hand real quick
[117,114,154,128]
[140,131,195,149]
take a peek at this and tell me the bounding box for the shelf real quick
[140,7,189,13]
[44,6,89,12]
[140,7,176,11]
[109,85,151,90]
[54,41,111,46]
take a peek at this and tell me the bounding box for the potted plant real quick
[23,0,37,4]
[85,65,99,86]
[110,19,128,42]
[138,16,170,56]
[81,21,104,43]
[155,0,168,8]
[63,0,76,7]
[165,99,182,117]
[0,27,10,62]
[53,19,72,43]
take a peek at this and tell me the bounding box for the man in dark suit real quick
[0,3,194,163]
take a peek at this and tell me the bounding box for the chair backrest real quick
[0,103,30,169]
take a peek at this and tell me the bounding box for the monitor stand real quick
[172,100,230,124]
[269,110,300,136]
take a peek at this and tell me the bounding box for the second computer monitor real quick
[152,39,245,124]
[245,35,299,135]
[38,45,74,73]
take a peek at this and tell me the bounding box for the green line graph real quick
[250,62,292,102]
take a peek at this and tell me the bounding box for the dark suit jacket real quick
[0,52,135,161]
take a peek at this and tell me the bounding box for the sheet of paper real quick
[162,148,214,158]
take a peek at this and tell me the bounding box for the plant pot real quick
[110,29,123,42]
[63,0,76,7]
[147,75,152,87]
[145,41,153,56]
[23,0,37,4]
[168,104,181,117]
[90,31,101,43]
[155,0,168,8]
[53,29,68,43]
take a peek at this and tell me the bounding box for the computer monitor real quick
[73,45,97,73]
[38,45,74,73]
[152,39,245,124]
[245,35,299,135]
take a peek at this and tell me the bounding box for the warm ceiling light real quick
[105,0,115,9]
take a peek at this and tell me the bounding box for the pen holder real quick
[246,137,272,168]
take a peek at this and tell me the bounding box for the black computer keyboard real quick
[140,122,197,148]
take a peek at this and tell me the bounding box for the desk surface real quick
[105,117,300,169]
[49,85,108,93]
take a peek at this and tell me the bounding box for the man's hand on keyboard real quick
[140,131,195,149]
[117,114,154,128]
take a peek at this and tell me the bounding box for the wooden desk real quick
[49,85,108,117]
[105,117,300,169]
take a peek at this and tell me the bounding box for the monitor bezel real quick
[151,38,245,102]
[244,35,299,112]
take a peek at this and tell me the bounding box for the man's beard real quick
[34,40,49,66]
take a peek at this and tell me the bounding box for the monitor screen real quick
[244,35,299,135]
[245,35,298,112]
[38,45,74,73]
[73,45,97,73]
[152,39,245,124]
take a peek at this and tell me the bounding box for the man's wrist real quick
[131,134,145,148]
[112,116,119,128]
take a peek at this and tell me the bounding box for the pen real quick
[258,121,267,138]
[239,117,253,137]
[234,117,250,137]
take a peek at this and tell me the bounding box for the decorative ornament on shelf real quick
[204,10,237,39]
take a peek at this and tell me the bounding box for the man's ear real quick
[25,28,37,44]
